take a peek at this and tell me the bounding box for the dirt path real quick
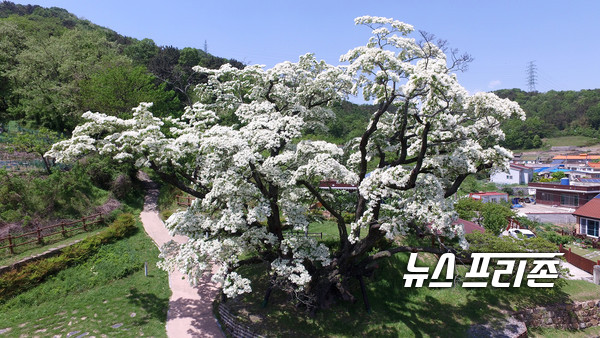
[138,172,224,337]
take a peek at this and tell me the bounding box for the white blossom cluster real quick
[47,17,525,298]
[342,16,524,248]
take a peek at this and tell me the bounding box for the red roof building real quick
[453,218,485,235]
[573,195,600,237]
[468,192,509,203]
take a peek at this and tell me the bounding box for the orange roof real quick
[553,155,600,160]
[469,192,507,197]
[589,162,600,168]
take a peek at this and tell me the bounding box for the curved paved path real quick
[138,173,224,337]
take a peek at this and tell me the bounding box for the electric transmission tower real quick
[204,40,208,54]
[526,61,538,92]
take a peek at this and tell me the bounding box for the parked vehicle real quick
[506,228,536,240]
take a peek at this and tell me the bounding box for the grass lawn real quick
[0,214,170,337]
[564,243,600,261]
[530,325,600,337]
[511,136,599,152]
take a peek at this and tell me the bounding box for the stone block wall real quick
[514,300,600,330]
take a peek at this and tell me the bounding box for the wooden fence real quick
[176,195,194,207]
[559,244,600,274]
[0,213,104,254]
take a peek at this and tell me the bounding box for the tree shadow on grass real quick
[229,254,573,337]
[232,257,498,337]
[126,287,169,324]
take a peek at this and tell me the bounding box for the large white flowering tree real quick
[47,16,524,310]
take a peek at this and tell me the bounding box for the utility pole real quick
[526,61,538,92]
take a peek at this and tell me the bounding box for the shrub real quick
[540,231,572,245]
[342,212,355,224]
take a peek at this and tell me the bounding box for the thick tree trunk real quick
[41,155,52,174]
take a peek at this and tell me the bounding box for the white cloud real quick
[488,80,502,89]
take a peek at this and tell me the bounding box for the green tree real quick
[466,231,558,254]
[79,65,180,118]
[479,202,515,235]
[7,28,128,131]
[454,198,483,221]
[0,21,25,117]
[124,38,159,66]
[148,45,244,106]
[501,116,548,150]
[550,171,566,180]
[531,134,542,148]
[586,102,600,129]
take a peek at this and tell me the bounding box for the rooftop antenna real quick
[527,61,538,92]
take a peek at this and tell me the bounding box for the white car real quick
[506,228,536,240]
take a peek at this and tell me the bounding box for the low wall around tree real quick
[217,303,264,338]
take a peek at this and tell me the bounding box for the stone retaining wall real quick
[217,303,263,338]
[514,300,600,330]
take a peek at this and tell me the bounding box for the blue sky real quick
[12,1,600,96]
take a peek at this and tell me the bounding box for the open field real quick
[513,136,600,154]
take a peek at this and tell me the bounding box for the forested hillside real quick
[0,1,244,132]
[495,88,600,149]
[0,1,373,141]
[0,1,248,228]
[0,1,372,227]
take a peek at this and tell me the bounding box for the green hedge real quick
[0,213,136,301]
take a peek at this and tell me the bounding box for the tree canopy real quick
[47,16,524,310]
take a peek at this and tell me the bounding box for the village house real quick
[551,154,600,165]
[572,162,600,178]
[490,163,534,185]
[511,153,541,165]
[529,181,600,207]
[573,194,600,238]
[468,192,508,203]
